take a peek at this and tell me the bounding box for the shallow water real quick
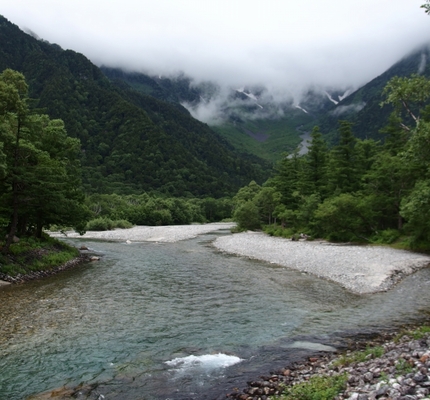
[0,231,429,399]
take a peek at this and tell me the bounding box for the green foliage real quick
[331,346,385,368]
[276,373,347,400]
[314,194,377,242]
[0,236,79,277]
[409,325,430,339]
[401,180,430,244]
[227,69,430,249]
[264,225,294,238]
[395,358,414,375]
[211,112,312,163]
[233,201,261,231]
[371,229,401,244]
[86,217,116,231]
[0,16,270,198]
[0,69,89,252]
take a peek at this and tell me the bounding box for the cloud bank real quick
[2,0,430,108]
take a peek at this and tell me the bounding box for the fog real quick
[2,0,430,123]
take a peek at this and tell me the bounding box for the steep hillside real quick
[101,68,343,161]
[319,45,430,142]
[0,15,270,197]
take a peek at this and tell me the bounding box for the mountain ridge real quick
[0,15,270,197]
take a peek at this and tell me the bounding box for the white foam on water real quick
[165,353,242,371]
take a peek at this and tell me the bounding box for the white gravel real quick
[49,223,236,243]
[50,224,430,294]
[212,231,430,294]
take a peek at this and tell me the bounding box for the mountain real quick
[101,67,345,161]
[0,15,270,197]
[317,45,430,142]
[102,46,430,157]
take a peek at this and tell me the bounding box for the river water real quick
[1,230,430,400]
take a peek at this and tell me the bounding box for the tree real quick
[304,126,328,196]
[314,194,378,242]
[233,201,261,231]
[0,69,88,252]
[254,186,282,225]
[327,121,360,194]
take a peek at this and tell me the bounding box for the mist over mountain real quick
[0,15,270,197]
[101,40,430,162]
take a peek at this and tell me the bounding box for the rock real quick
[4,234,19,243]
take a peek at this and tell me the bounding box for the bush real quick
[86,217,115,231]
[372,229,401,244]
[113,219,133,229]
[86,218,133,231]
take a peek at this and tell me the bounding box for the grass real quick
[274,373,348,400]
[270,325,430,400]
[331,345,385,368]
[0,235,79,277]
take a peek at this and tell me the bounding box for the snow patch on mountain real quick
[295,105,308,114]
[325,91,338,105]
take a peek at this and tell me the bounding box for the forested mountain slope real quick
[0,15,269,197]
[318,45,430,142]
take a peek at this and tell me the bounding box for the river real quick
[1,229,430,399]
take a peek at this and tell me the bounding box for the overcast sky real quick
[2,0,430,94]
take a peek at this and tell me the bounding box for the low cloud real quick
[330,103,367,117]
[2,0,430,110]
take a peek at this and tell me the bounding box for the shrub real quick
[113,219,133,229]
[86,217,115,231]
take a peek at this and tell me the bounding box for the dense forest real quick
[0,15,269,198]
[1,3,430,266]
[232,73,430,249]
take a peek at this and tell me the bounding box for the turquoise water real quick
[1,231,429,399]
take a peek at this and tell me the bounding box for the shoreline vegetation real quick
[0,234,90,285]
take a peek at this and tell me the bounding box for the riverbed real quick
[1,226,430,399]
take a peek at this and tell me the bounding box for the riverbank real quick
[212,231,430,294]
[226,326,430,400]
[0,254,90,284]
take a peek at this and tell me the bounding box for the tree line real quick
[0,68,235,253]
[232,74,430,249]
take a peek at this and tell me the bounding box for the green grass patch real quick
[0,236,79,277]
[275,373,347,400]
[331,346,385,368]
[395,358,414,375]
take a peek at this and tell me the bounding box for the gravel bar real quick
[213,231,430,294]
[49,222,236,243]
